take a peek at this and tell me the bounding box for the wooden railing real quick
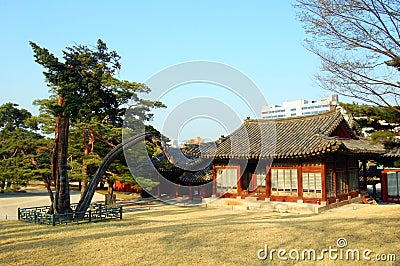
[18,203,122,226]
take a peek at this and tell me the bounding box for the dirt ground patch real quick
[0,204,399,265]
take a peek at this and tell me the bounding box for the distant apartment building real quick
[167,137,205,147]
[167,139,180,148]
[189,136,205,144]
[261,94,339,119]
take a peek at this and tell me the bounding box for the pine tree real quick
[30,39,163,213]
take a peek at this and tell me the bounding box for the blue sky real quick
[0,1,337,141]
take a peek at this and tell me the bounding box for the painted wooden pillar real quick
[345,158,350,196]
[251,173,257,193]
[357,160,361,193]
[237,166,242,197]
[174,184,179,197]
[362,159,367,191]
[321,162,327,201]
[201,186,206,198]
[212,165,217,196]
[333,159,338,199]
[189,183,193,200]
[297,163,303,199]
[265,166,271,198]
[381,171,388,202]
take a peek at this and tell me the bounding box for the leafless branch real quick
[295,0,400,111]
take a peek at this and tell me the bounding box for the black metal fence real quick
[18,203,122,226]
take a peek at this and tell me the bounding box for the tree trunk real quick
[43,175,55,214]
[107,179,114,195]
[80,179,87,198]
[51,133,58,212]
[52,96,72,214]
[56,115,72,213]
[80,142,91,198]
[51,96,61,214]
[105,179,116,205]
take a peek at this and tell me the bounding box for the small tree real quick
[341,102,400,125]
[0,103,34,131]
[0,103,51,192]
[31,39,162,213]
[295,0,400,111]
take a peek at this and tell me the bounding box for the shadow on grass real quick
[1,206,399,265]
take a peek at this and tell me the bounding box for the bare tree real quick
[295,0,400,113]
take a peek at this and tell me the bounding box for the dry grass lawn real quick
[0,204,399,265]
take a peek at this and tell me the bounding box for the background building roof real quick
[183,110,385,160]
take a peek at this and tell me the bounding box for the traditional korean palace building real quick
[176,110,385,205]
[380,148,400,203]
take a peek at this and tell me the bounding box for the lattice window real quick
[216,168,238,193]
[348,170,359,192]
[336,171,347,195]
[387,172,400,196]
[326,171,335,198]
[302,172,322,198]
[271,168,298,195]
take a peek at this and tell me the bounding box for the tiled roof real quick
[183,110,385,159]
[180,166,213,184]
[340,139,385,154]
[383,147,400,157]
[151,148,212,184]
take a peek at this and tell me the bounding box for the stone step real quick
[360,191,377,205]
[202,197,320,214]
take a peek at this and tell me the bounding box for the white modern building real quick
[261,94,339,119]
[167,139,180,148]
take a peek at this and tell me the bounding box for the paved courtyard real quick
[0,187,104,220]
